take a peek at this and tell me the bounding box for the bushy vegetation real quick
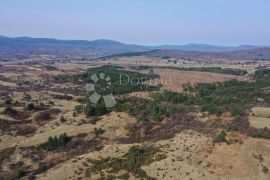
[3,106,18,116]
[150,91,196,105]
[144,69,270,140]
[52,94,73,100]
[84,102,108,117]
[54,65,160,95]
[56,67,270,141]
[195,75,270,116]
[229,105,245,117]
[112,96,201,143]
[35,111,52,121]
[60,115,66,123]
[74,105,84,114]
[27,103,36,111]
[53,65,161,118]
[153,69,270,117]
[4,98,12,105]
[80,98,126,118]
[86,146,166,179]
[114,96,193,125]
[16,125,36,136]
[93,128,105,137]
[45,65,58,71]
[41,133,69,151]
[214,130,229,144]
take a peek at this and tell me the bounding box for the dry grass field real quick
[1,59,270,180]
[249,116,270,129]
[201,137,270,180]
[251,107,270,118]
[249,107,270,128]
[35,130,270,180]
[150,69,245,92]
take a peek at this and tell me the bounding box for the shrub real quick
[52,94,73,100]
[4,99,12,105]
[93,128,105,137]
[60,115,66,123]
[4,106,18,116]
[149,93,162,100]
[27,103,36,111]
[229,105,245,117]
[201,104,222,116]
[87,146,166,179]
[41,133,69,151]
[74,105,84,114]
[35,111,51,121]
[214,130,228,144]
[183,82,194,92]
[45,65,58,71]
[55,65,160,95]
[264,96,270,105]
[231,116,250,132]
[263,166,269,173]
[16,125,36,136]
[85,103,108,117]
[10,168,25,179]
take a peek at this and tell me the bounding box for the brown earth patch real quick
[152,69,244,92]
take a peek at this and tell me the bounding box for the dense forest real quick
[54,65,160,95]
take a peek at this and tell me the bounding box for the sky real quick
[0,0,269,46]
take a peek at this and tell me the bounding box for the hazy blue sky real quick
[0,0,269,46]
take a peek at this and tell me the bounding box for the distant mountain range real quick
[0,35,149,59]
[125,48,270,61]
[0,35,269,59]
[154,44,266,52]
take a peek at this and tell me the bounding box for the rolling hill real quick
[0,36,150,59]
[0,35,268,59]
[103,48,270,62]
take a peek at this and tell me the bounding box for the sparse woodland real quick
[1,64,270,179]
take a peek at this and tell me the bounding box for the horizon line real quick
[0,34,269,48]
